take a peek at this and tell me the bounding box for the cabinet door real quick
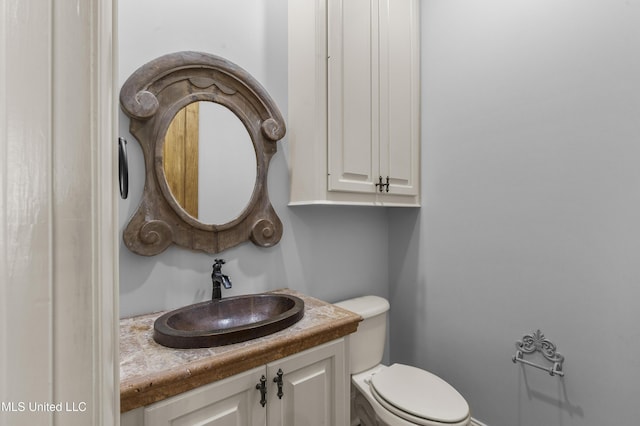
[378,0,420,197]
[266,339,348,426]
[144,366,266,426]
[327,0,379,194]
[328,0,419,197]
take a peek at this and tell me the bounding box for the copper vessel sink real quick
[153,294,304,349]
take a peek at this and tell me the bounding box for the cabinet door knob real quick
[273,368,284,399]
[256,375,267,407]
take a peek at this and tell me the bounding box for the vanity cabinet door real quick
[266,339,348,426]
[144,366,266,426]
[120,338,350,426]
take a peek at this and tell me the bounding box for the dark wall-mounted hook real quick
[118,137,129,199]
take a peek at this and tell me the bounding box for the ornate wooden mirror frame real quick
[120,51,285,256]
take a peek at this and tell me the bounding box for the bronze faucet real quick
[211,259,232,300]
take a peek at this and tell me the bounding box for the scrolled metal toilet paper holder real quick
[512,329,565,377]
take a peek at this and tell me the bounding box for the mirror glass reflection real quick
[163,102,257,225]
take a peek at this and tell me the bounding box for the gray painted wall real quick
[390,1,640,425]
[118,0,389,317]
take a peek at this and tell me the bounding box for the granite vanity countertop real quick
[120,289,361,412]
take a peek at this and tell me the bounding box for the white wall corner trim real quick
[93,0,120,423]
[1,0,118,425]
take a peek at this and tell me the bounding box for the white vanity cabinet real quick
[121,339,348,426]
[289,0,420,206]
[143,366,265,426]
[266,338,347,425]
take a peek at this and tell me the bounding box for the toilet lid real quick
[370,364,469,424]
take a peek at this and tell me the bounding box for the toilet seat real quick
[369,364,469,425]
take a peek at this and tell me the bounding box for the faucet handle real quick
[213,258,226,273]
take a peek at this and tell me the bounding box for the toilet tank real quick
[334,295,389,374]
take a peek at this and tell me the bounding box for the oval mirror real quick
[120,51,285,255]
[163,101,257,225]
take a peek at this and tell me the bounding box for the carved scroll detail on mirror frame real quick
[120,51,285,256]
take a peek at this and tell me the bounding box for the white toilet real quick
[335,296,471,426]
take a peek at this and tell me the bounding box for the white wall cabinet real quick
[289,0,420,206]
[121,339,348,426]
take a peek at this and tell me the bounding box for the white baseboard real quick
[471,418,490,426]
